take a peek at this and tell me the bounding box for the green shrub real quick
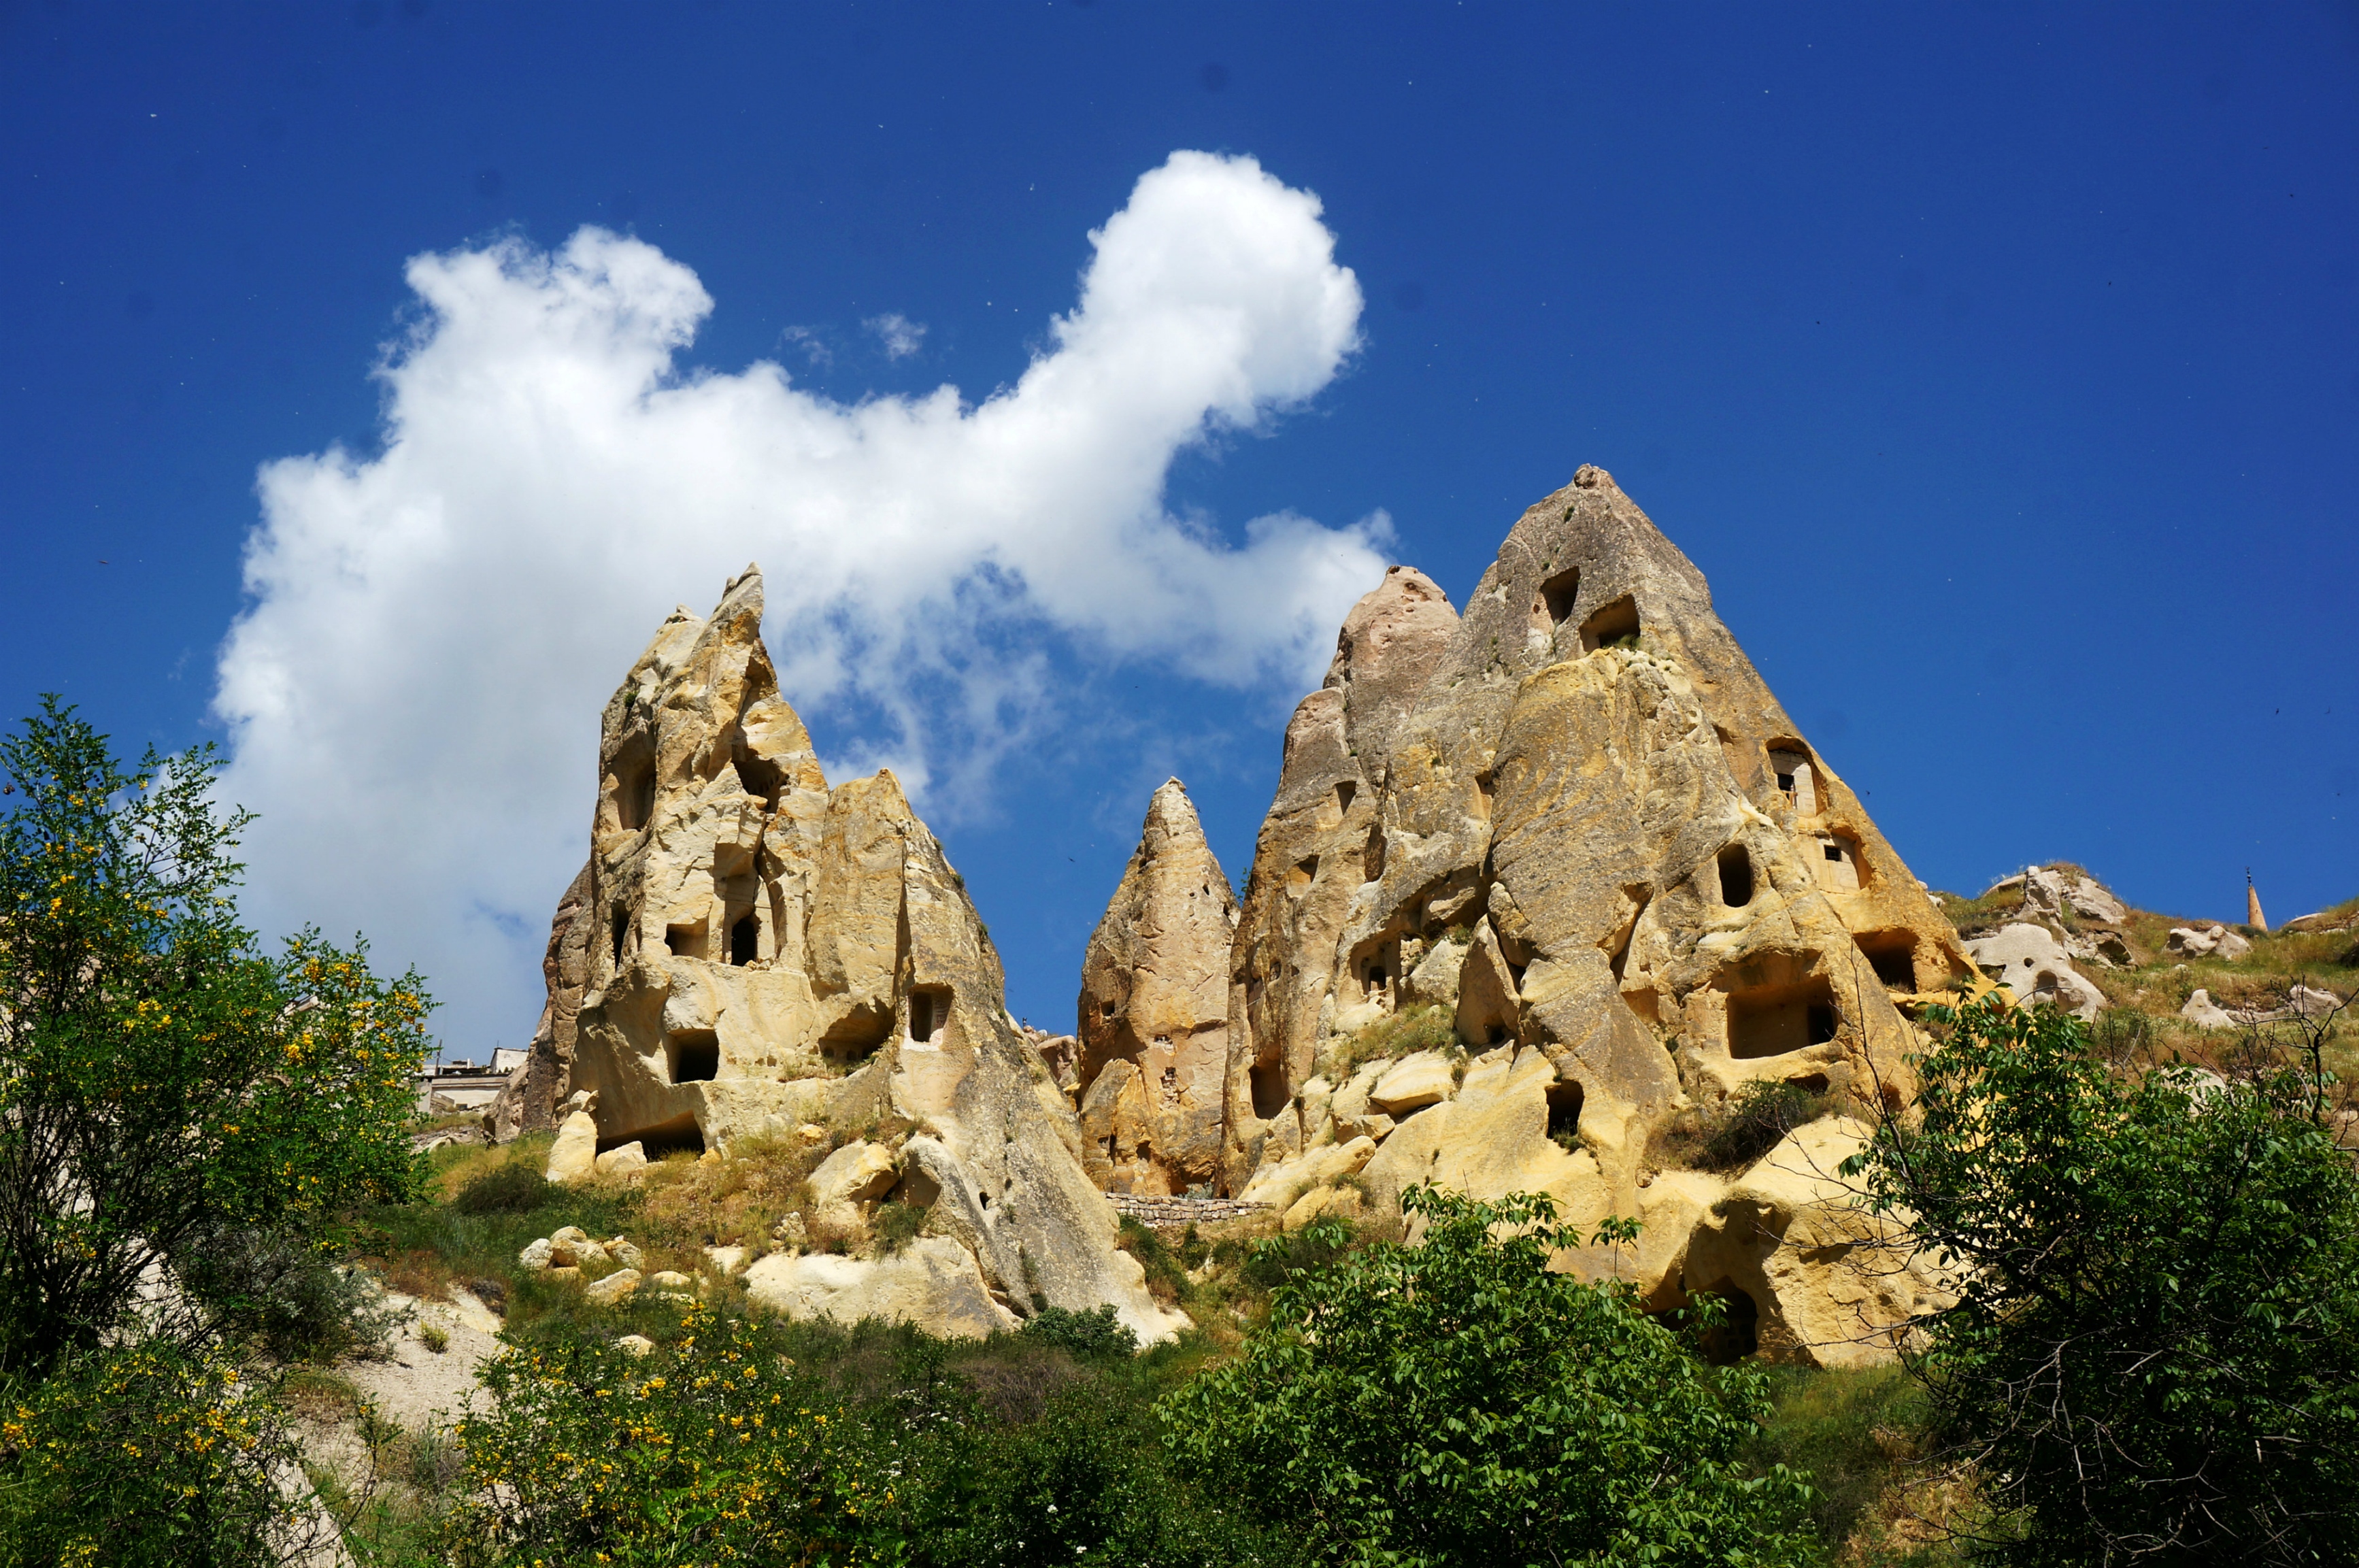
[0,1339,314,1568]
[0,701,431,1380]
[1328,1003,1456,1076]
[1239,1214,1354,1290]
[448,1305,907,1566]
[1163,1187,1814,1567]
[1020,1303,1139,1358]
[174,1222,403,1365]
[873,1196,927,1254]
[450,1161,555,1215]
[1698,1079,1828,1171]
[1847,993,2359,1562]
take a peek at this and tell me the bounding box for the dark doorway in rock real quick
[1718,844,1755,908]
[612,908,630,967]
[668,1031,719,1084]
[1546,1079,1584,1148]
[1693,1283,1760,1364]
[626,1113,705,1160]
[1854,932,1917,992]
[613,747,656,832]
[1250,1060,1289,1120]
[729,913,758,967]
[1577,594,1641,653]
[1727,976,1839,1059]
[1537,567,1581,628]
[909,989,948,1044]
[1335,780,1356,815]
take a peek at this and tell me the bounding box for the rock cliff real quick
[1195,467,1972,1364]
[1073,780,1238,1195]
[504,567,1183,1344]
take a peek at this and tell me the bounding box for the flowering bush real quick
[0,1339,312,1568]
[449,1305,910,1566]
[0,700,431,1378]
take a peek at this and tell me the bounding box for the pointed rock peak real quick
[1143,777,1205,840]
[1326,565,1456,688]
[1573,463,1616,490]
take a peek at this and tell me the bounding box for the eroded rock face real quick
[514,567,1184,1344]
[1073,780,1238,1195]
[1209,465,1973,1363]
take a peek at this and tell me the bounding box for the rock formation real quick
[1073,780,1239,1195]
[503,567,1183,1344]
[1197,466,1973,1365]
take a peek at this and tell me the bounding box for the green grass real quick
[1323,1002,1460,1078]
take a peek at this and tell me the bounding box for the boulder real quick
[507,566,1182,1343]
[2179,989,2238,1029]
[610,1239,645,1270]
[2166,924,2252,961]
[649,1269,694,1293]
[584,1269,641,1307]
[546,1111,599,1184]
[2022,866,2127,926]
[2290,984,2347,1017]
[1073,780,1239,1192]
[1369,1051,1456,1114]
[518,1237,553,1271]
[741,1237,1022,1340]
[594,1142,648,1180]
[1962,924,2107,1020]
[809,1140,899,1232]
[2282,910,2356,935]
[616,1334,656,1357]
[703,1244,748,1275]
[1237,1135,1378,1207]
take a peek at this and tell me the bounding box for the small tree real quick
[0,700,431,1378]
[1158,1188,1813,1568]
[1845,993,2359,1563]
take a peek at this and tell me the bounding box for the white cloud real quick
[864,312,926,358]
[212,150,1384,1050]
[779,324,832,368]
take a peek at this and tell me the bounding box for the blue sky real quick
[4,2,2354,1052]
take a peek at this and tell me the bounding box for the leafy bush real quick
[448,1305,908,1566]
[0,1339,318,1568]
[1239,1213,1355,1290]
[1846,993,2359,1563]
[1162,1186,1814,1567]
[1020,1303,1139,1358]
[0,701,431,1380]
[450,1160,554,1215]
[173,1222,402,1365]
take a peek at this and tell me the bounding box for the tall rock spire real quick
[502,567,1184,1344]
[1211,465,1971,1365]
[1074,779,1238,1194]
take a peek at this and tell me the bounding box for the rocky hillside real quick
[483,476,2354,1367]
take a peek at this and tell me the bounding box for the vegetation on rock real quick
[1162,1186,1816,1567]
[1847,992,2359,1563]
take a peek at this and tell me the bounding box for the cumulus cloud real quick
[864,312,926,358]
[213,150,1384,1050]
